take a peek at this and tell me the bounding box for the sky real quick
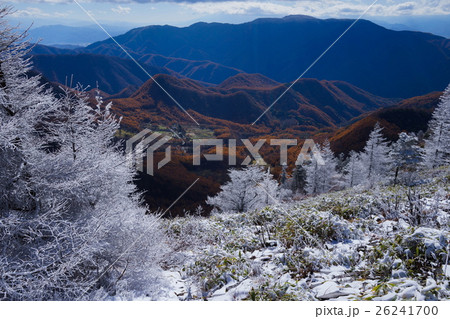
[4,0,450,28]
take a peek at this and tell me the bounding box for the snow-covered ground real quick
[161,171,450,301]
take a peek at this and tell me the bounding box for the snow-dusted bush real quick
[164,167,449,301]
[166,214,221,252]
[275,208,359,249]
[362,227,448,283]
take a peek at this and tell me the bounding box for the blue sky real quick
[4,0,450,28]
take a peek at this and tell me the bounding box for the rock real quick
[265,240,277,247]
[314,281,354,300]
[309,277,326,289]
[401,286,417,299]
[392,259,403,268]
[373,292,397,301]
[421,278,438,293]
[320,265,347,274]
[222,273,234,284]
[392,269,407,279]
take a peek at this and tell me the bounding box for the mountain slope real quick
[108,73,395,132]
[84,15,450,98]
[218,73,280,89]
[31,53,175,94]
[31,44,74,55]
[31,44,244,87]
[330,91,442,155]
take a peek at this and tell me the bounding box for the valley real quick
[26,15,449,216]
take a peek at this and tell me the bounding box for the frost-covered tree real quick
[305,140,338,194]
[390,132,424,185]
[280,162,288,186]
[276,163,292,200]
[290,159,307,195]
[207,165,279,213]
[336,153,348,174]
[343,151,365,188]
[0,9,56,211]
[259,167,281,205]
[0,9,165,300]
[360,123,392,185]
[424,84,450,168]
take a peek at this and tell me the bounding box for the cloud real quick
[11,7,68,17]
[178,1,293,15]
[396,2,415,11]
[111,5,131,14]
[180,1,450,17]
[6,1,450,16]
[9,0,71,3]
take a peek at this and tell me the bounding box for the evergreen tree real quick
[336,152,349,174]
[305,140,338,194]
[343,151,365,188]
[280,162,288,186]
[290,163,307,194]
[424,84,450,168]
[360,123,392,186]
[259,167,280,206]
[391,132,424,185]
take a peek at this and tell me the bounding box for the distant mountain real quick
[31,53,175,94]
[51,44,84,50]
[31,44,75,55]
[28,24,130,46]
[84,15,450,98]
[108,73,395,132]
[330,91,442,155]
[30,43,243,87]
[139,54,243,85]
[371,15,450,39]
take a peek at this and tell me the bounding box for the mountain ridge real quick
[82,15,450,98]
[108,73,395,132]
